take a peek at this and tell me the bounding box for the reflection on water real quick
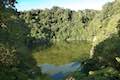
[34,41,91,65]
[34,41,91,79]
[38,62,80,79]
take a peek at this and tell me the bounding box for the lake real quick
[33,41,91,79]
[39,62,81,80]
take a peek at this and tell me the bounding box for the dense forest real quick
[1,0,120,80]
[19,7,97,42]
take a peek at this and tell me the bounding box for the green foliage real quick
[87,0,120,45]
[72,1,120,80]
[0,0,17,7]
[74,35,120,80]
[1,0,120,80]
[92,35,120,72]
[0,43,19,67]
[0,1,52,79]
[0,0,17,26]
[19,7,98,42]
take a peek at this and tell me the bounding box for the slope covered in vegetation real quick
[1,0,120,80]
[74,0,120,80]
[19,7,98,42]
[0,0,52,80]
[19,0,120,47]
[88,0,120,45]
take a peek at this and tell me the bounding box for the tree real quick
[0,0,17,26]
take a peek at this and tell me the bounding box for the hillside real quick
[88,0,120,45]
[1,0,120,80]
[19,7,98,42]
[19,0,120,47]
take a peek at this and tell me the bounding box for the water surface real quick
[33,41,91,79]
[39,62,81,79]
[33,41,91,65]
